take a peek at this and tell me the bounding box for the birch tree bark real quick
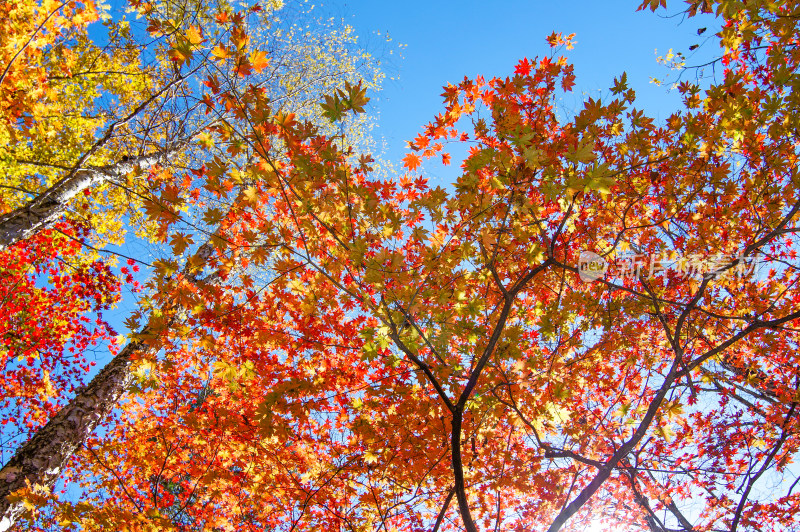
[0,339,141,532]
[0,241,217,531]
[0,151,169,251]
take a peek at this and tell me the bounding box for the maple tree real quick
[4,0,800,531]
[0,221,120,440]
[0,0,382,529]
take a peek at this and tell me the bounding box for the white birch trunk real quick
[0,241,216,531]
[0,152,166,251]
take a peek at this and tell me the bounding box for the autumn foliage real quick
[3,0,800,531]
[0,222,119,440]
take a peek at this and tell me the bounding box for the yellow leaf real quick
[185,25,204,46]
[211,44,229,61]
[242,186,259,206]
[364,451,379,464]
[249,50,269,73]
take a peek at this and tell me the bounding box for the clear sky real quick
[94,0,720,341]
[329,0,717,168]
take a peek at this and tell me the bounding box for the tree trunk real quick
[0,152,166,251]
[0,241,217,531]
[0,341,140,531]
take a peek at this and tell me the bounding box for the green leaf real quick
[566,140,595,164]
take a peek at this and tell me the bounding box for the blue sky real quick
[333,0,717,166]
[88,0,720,343]
[95,0,719,339]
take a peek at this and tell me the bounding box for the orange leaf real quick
[249,50,269,73]
[211,45,229,61]
[402,153,421,171]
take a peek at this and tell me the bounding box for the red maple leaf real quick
[515,58,532,76]
[402,153,421,171]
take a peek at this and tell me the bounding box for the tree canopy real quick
[2,0,800,531]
